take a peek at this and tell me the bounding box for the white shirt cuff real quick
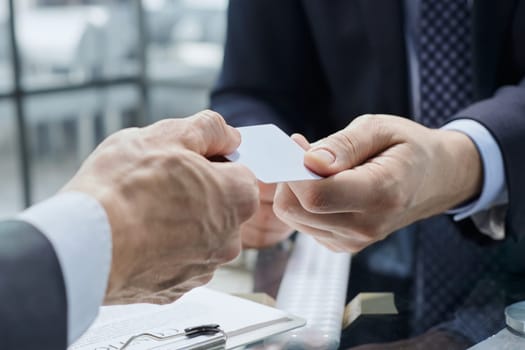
[442,119,508,238]
[17,192,112,344]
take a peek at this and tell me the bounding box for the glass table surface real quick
[245,231,525,350]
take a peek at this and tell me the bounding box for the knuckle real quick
[336,232,370,252]
[239,197,259,223]
[119,126,141,136]
[199,273,214,286]
[352,114,386,138]
[183,110,228,153]
[324,130,359,166]
[272,199,286,219]
[355,222,386,243]
[355,114,395,142]
[363,170,392,209]
[218,243,242,263]
[359,226,380,239]
[345,242,366,253]
[301,186,330,213]
[368,192,387,212]
[324,244,342,253]
[193,110,226,130]
[338,240,355,252]
[273,195,295,221]
[202,109,224,121]
[385,189,409,212]
[105,127,139,145]
[354,113,379,125]
[162,148,193,170]
[367,172,407,212]
[229,168,259,221]
[154,118,176,129]
[147,119,181,141]
[236,164,258,185]
[334,131,357,152]
[180,125,203,147]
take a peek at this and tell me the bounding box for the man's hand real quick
[274,114,483,252]
[240,181,294,248]
[61,110,259,304]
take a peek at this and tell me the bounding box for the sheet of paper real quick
[69,287,302,350]
[225,124,322,183]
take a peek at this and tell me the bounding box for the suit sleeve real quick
[210,0,328,134]
[454,77,525,241]
[0,220,68,350]
[18,192,112,344]
[0,192,112,350]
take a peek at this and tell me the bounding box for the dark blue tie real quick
[411,0,505,341]
[419,0,473,127]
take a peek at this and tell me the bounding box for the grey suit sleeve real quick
[0,220,67,350]
[18,192,111,344]
[454,77,525,241]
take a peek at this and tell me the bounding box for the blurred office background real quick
[0,0,228,216]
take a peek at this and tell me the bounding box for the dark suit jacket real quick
[211,0,525,242]
[211,0,525,345]
[0,220,67,349]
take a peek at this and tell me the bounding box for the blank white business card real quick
[225,124,322,183]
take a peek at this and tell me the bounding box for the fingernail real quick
[309,148,335,165]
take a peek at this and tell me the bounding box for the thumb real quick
[304,115,395,176]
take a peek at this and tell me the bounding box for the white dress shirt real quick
[17,192,111,344]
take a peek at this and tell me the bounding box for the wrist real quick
[438,129,483,208]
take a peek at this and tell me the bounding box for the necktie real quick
[419,0,473,127]
[412,0,505,340]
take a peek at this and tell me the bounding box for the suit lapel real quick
[473,0,517,98]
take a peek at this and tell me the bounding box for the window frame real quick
[6,0,151,207]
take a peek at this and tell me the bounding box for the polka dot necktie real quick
[411,0,506,338]
[419,0,473,127]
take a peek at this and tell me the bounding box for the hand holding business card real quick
[225,124,323,183]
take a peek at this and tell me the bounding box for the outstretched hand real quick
[274,114,482,252]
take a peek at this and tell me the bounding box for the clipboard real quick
[118,324,228,350]
[69,288,305,350]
